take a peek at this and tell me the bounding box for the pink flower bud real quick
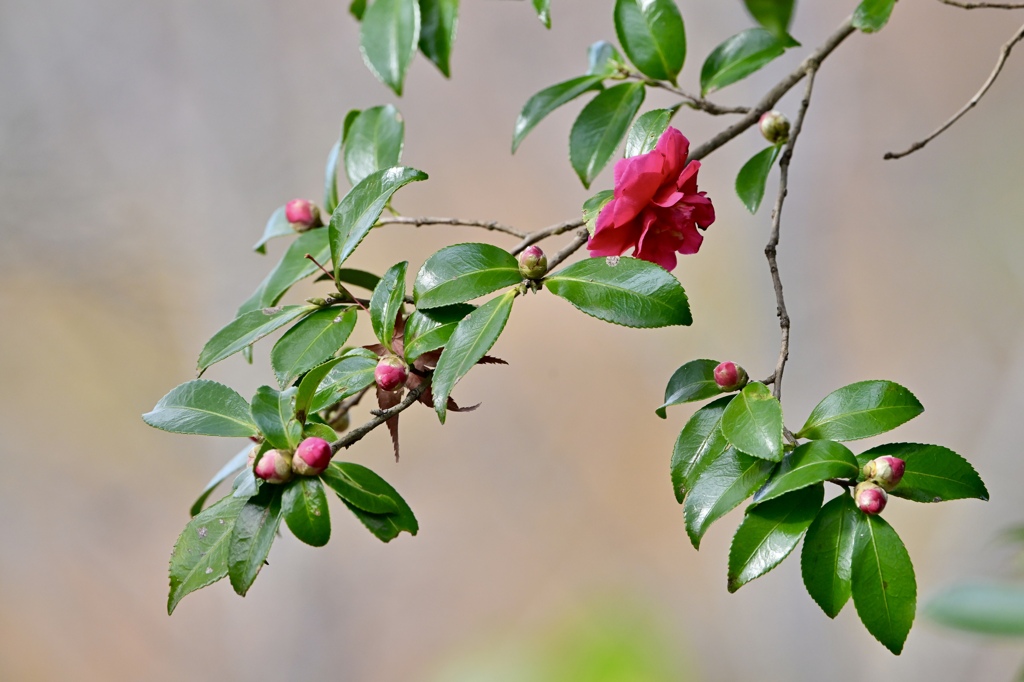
[254,449,293,484]
[862,455,906,491]
[292,437,332,476]
[855,481,888,515]
[375,355,408,392]
[285,199,322,231]
[759,110,791,145]
[518,245,548,280]
[713,361,749,391]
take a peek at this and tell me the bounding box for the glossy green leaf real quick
[728,484,824,592]
[582,190,614,235]
[671,395,735,504]
[587,40,624,77]
[342,108,362,144]
[613,0,686,83]
[168,495,246,614]
[684,447,776,549]
[853,0,897,33]
[324,139,341,215]
[326,462,418,541]
[253,205,295,254]
[531,0,551,28]
[238,230,330,315]
[370,261,408,351]
[270,307,358,388]
[309,349,379,413]
[721,382,784,462]
[851,512,916,655]
[432,290,516,423]
[656,359,721,419]
[198,306,314,373]
[350,0,367,20]
[403,303,475,362]
[546,257,691,328]
[231,456,261,500]
[190,445,252,517]
[857,443,989,503]
[624,107,677,158]
[251,386,302,451]
[343,105,405,187]
[228,485,285,596]
[926,584,1024,636]
[283,477,331,547]
[418,0,458,77]
[743,0,797,42]
[797,380,923,442]
[144,380,258,438]
[413,243,522,310]
[320,462,401,514]
[736,144,781,214]
[700,28,786,96]
[337,268,382,292]
[569,82,645,188]
[360,0,421,96]
[302,421,338,442]
[512,75,605,153]
[295,357,345,422]
[754,440,860,503]
[801,493,859,618]
[329,166,428,280]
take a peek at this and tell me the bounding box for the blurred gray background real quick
[2,1,1023,680]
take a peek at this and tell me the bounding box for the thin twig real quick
[512,219,585,255]
[376,216,527,239]
[626,75,752,115]
[885,21,1024,159]
[938,0,1024,8]
[330,384,427,455]
[545,230,590,272]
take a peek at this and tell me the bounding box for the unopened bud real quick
[759,110,790,146]
[518,245,548,280]
[285,199,322,231]
[305,297,328,306]
[328,410,350,432]
[713,361,749,391]
[254,449,293,484]
[855,481,888,515]
[862,455,906,491]
[375,355,408,392]
[292,437,332,476]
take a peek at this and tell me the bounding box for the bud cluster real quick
[251,437,334,484]
[855,455,906,515]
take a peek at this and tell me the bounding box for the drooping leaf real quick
[925,584,1024,636]
[198,306,315,374]
[324,462,418,541]
[743,0,798,43]
[546,257,691,328]
[238,230,330,316]
[796,380,923,442]
[432,290,516,423]
[613,0,686,83]
[309,350,380,413]
[190,445,253,517]
[851,512,916,655]
[228,485,286,596]
[853,0,897,33]
[403,303,475,362]
[324,139,341,215]
[253,206,295,254]
[569,82,646,188]
[736,144,782,214]
[671,395,735,504]
[168,495,247,614]
[728,484,824,592]
[684,447,776,549]
[856,443,989,503]
[320,462,401,514]
[656,359,721,419]
[282,477,332,547]
[144,380,257,438]
[369,261,408,351]
[343,105,405,187]
[801,493,859,618]
[360,0,421,96]
[531,0,551,28]
[700,28,786,96]
[413,243,522,310]
[582,189,614,235]
[720,381,784,462]
[251,386,302,451]
[754,440,860,503]
[512,75,605,153]
[587,40,624,77]
[418,0,459,77]
[270,307,358,388]
[624,107,677,158]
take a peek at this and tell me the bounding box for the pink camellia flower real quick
[588,127,715,271]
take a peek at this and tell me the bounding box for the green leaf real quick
[582,190,614,235]
[295,357,345,422]
[684,447,776,549]
[168,495,246,614]
[546,257,691,328]
[251,386,301,451]
[796,380,924,442]
[754,440,860,503]
[350,0,367,20]
[329,166,428,280]
[569,82,646,188]
[309,350,379,413]
[360,0,421,96]
[432,290,516,423]
[302,421,338,442]
[190,445,252,517]
[801,493,859,618]
[144,380,258,438]
[700,28,786,96]
[324,139,341,215]
[587,40,624,77]
[320,462,401,514]
[857,443,989,503]
[342,108,362,145]
[613,0,686,83]
[853,0,897,33]
[656,359,721,419]
[413,243,522,310]
[418,0,458,77]
[238,230,330,315]
[926,584,1024,636]
[343,105,406,187]
[325,462,418,541]
[337,268,382,292]
[720,381,784,462]
[624,107,677,158]
[282,477,331,547]
[671,395,735,504]
[728,484,824,592]
[736,145,781,214]
[369,261,408,351]
[199,306,315,374]
[228,486,285,596]
[743,0,797,42]
[253,206,295,254]
[531,0,550,28]
[851,512,916,655]
[512,75,605,154]
[270,307,358,388]
[403,303,475,363]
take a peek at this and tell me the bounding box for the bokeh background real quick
[2,1,1023,680]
